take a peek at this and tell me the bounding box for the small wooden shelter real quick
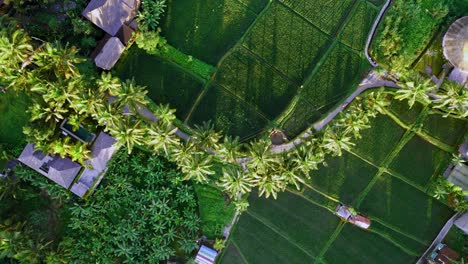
[195,245,218,264]
[428,243,460,264]
[335,204,371,229]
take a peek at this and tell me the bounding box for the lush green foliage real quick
[373,0,450,68]
[395,73,468,119]
[4,0,101,54]
[137,0,166,31]
[62,149,201,262]
[194,184,235,238]
[0,166,71,263]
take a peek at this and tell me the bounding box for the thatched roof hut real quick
[443,16,468,72]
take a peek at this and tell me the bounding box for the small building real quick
[82,0,139,70]
[427,243,460,264]
[18,131,118,198]
[82,0,139,36]
[335,204,371,229]
[195,245,218,264]
[70,132,117,197]
[454,212,468,235]
[94,37,126,70]
[18,144,82,189]
[269,129,288,145]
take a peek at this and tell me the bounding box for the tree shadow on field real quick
[161,0,261,65]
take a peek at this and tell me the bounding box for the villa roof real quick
[70,132,117,197]
[454,212,468,234]
[443,16,468,72]
[447,164,468,191]
[18,144,82,188]
[116,24,135,45]
[82,0,139,36]
[195,245,218,264]
[94,37,125,70]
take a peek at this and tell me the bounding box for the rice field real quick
[220,98,463,263]
[117,0,381,140]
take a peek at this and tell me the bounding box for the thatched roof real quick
[82,0,139,36]
[443,16,468,72]
[94,37,125,70]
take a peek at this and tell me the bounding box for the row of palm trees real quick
[0,19,390,211]
[394,70,467,119]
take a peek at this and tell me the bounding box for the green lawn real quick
[0,91,29,145]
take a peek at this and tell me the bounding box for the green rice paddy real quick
[220,96,464,263]
[116,0,380,140]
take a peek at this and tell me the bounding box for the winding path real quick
[137,0,398,158]
[365,0,393,67]
[270,71,399,154]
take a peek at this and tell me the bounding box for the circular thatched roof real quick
[443,16,468,72]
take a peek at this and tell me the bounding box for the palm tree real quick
[252,173,286,199]
[153,104,176,126]
[280,158,307,190]
[0,27,33,69]
[193,121,221,151]
[218,136,242,164]
[170,141,203,164]
[219,166,254,198]
[114,79,148,114]
[146,124,180,156]
[395,77,434,108]
[321,127,355,157]
[336,107,370,139]
[364,91,390,116]
[34,42,83,79]
[433,81,467,118]
[49,138,70,158]
[67,142,91,165]
[97,72,121,96]
[179,153,215,183]
[291,144,324,175]
[109,118,146,154]
[246,138,278,174]
[93,104,121,131]
[233,199,250,214]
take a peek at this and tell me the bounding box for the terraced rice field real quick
[116,0,382,140]
[219,97,465,263]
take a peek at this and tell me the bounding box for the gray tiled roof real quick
[70,132,117,197]
[18,144,82,188]
[82,0,139,36]
[94,37,125,70]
